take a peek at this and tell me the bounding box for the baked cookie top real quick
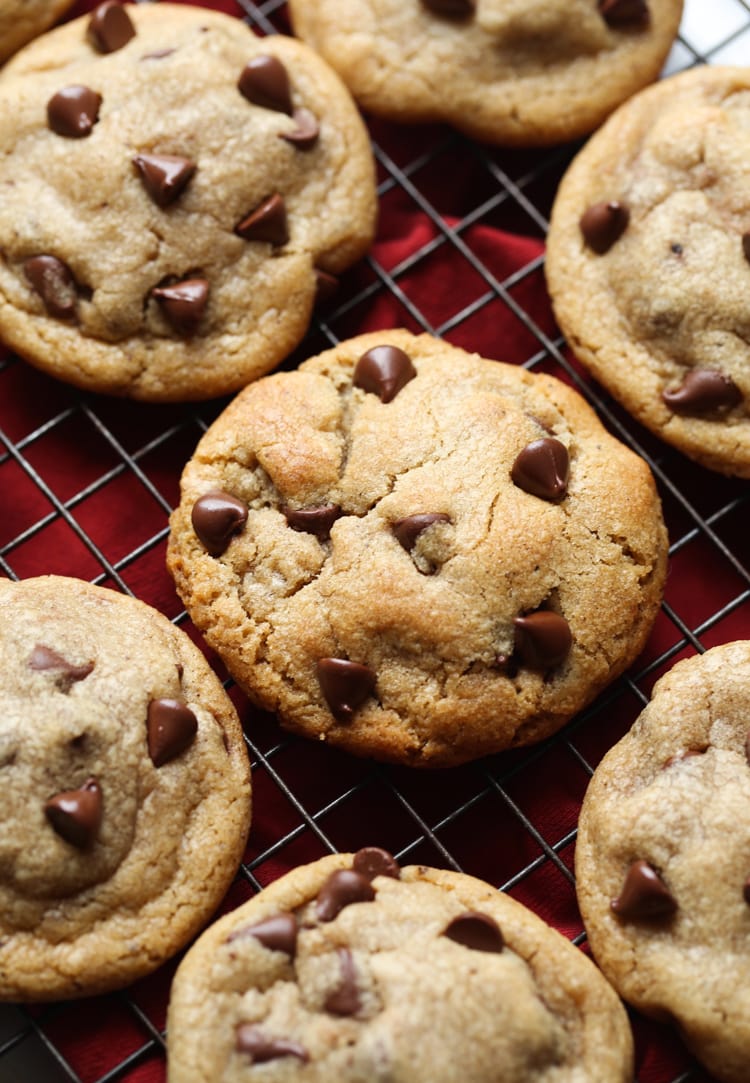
[167,329,668,767]
[0,2,376,401]
[576,641,750,1083]
[167,850,634,1083]
[0,0,75,64]
[546,66,750,477]
[0,574,251,1001]
[287,0,683,147]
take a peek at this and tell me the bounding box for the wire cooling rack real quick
[1,0,749,1080]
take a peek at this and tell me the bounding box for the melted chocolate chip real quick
[191,490,248,557]
[88,1,136,53]
[314,268,339,306]
[28,644,93,684]
[282,504,342,539]
[511,437,569,501]
[443,911,504,953]
[235,194,288,245]
[24,255,78,319]
[316,869,376,922]
[146,699,198,767]
[611,860,677,921]
[45,777,102,849]
[352,847,400,881]
[392,513,450,552]
[238,55,293,114]
[598,0,650,26]
[325,947,361,1016]
[133,153,196,207]
[47,86,102,138]
[662,369,742,416]
[513,611,572,669]
[228,912,298,956]
[235,1025,308,1063]
[743,233,750,264]
[353,345,417,403]
[317,658,376,722]
[280,109,320,150]
[421,0,475,14]
[152,278,208,335]
[580,201,629,254]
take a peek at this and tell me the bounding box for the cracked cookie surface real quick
[0,574,251,1000]
[167,329,668,767]
[546,66,750,477]
[167,849,634,1083]
[287,0,683,146]
[0,3,376,401]
[576,641,750,1083]
[0,0,75,64]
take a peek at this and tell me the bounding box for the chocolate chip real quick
[443,911,504,953]
[580,201,629,254]
[743,233,750,264]
[743,878,750,906]
[191,490,248,557]
[511,437,569,501]
[662,369,742,416]
[353,345,417,403]
[235,1025,308,1063]
[88,1,136,53]
[392,513,450,552]
[598,0,650,28]
[152,278,208,335]
[238,55,293,114]
[670,242,683,256]
[282,504,342,539]
[280,108,320,150]
[23,255,78,319]
[513,611,572,669]
[28,644,93,684]
[316,869,376,922]
[352,847,401,881]
[421,0,475,14]
[47,86,102,138]
[45,777,102,849]
[146,698,198,767]
[228,912,298,956]
[317,658,376,722]
[235,194,288,245]
[314,268,339,306]
[324,947,361,1016]
[611,859,677,921]
[133,153,196,207]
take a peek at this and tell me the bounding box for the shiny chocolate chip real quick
[45,777,102,849]
[662,369,742,416]
[511,437,569,501]
[24,255,78,319]
[353,345,417,403]
[392,513,450,552]
[314,268,339,306]
[316,869,376,922]
[191,490,248,557]
[238,55,292,114]
[282,504,342,539]
[352,846,400,881]
[88,1,136,52]
[228,912,298,956]
[28,644,93,684]
[421,0,475,14]
[280,108,320,150]
[611,859,677,921]
[325,947,360,1016]
[443,911,504,953]
[598,0,650,26]
[580,201,629,254]
[47,86,102,138]
[152,278,208,335]
[513,611,572,669]
[317,658,376,722]
[235,194,288,245]
[147,698,198,767]
[236,1025,308,1063]
[133,153,196,207]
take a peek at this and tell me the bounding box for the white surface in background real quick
[665,0,750,70]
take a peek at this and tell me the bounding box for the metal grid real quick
[1,0,749,1079]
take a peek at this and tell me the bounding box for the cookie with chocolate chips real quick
[167,329,667,767]
[0,0,76,65]
[0,575,251,1000]
[287,0,683,146]
[575,641,750,1083]
[546,66,750,477]
[0,3,376,401]
[167,849,634,1082]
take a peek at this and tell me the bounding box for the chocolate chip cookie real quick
[0,2,376,400]
[545,66,750,477]
[167,849,634,1082]
[0,574,251,1001]
[167,329,668,767]
[287,0,683,146]
[576,641,750,1083]
[0,0,75,65]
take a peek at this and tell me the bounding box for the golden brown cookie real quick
[167,329,668,767]
[0,574,251,1001]
[0,0,75,64]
